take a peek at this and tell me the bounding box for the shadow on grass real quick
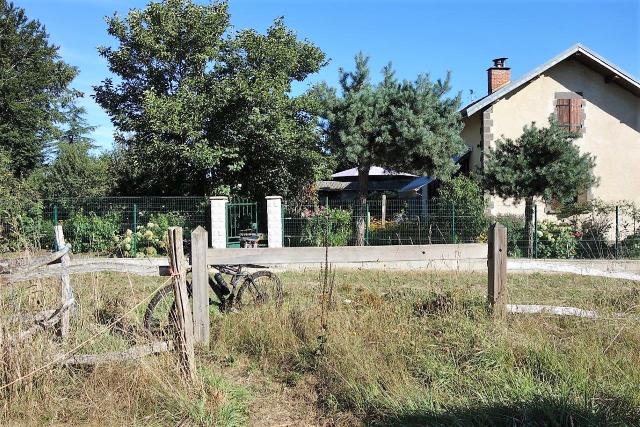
[372,398,639,427]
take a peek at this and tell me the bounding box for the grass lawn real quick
[1,269,639,426]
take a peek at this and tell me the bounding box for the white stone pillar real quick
[266,196,283,248]
[209,196,228,249]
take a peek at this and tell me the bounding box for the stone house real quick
[459,44,640,216]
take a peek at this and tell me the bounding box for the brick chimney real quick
[487,57,510,94]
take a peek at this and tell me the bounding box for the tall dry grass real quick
[211,270,640,425]
[1,268,639,425]
[0,272,248,425]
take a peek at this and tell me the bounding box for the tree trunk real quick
[524,196,534,258]
[355,167,370,246]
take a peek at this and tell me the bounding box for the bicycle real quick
[144,264,283,337]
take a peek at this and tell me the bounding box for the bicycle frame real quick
[207,264,252,307]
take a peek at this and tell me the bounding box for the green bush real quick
[65,210,122,254]
[116,212,186,257]
[301,207,352,247]
[0,150,52,252]
[535,220,578,259]
[621,233,640,259]
[436,176,488,243]
[0,200,52,252]
[491,214,526,257]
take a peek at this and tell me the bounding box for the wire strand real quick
[0,276,174,392]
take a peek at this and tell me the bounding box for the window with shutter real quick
[555,96,584,133]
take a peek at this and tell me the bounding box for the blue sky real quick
[17,0,640,151]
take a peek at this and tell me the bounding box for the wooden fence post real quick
[54,226,73,337]
[190,226,209,345]
[488,223,507,316]
[167,227,196,380]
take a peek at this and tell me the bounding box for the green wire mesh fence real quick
[283,198,488,248]
[282,198,640,259]
[1,195,638,259]
[11,197,210,256]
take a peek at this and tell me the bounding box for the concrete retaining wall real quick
[206,244,487,266]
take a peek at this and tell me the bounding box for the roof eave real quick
[460,43,640,118]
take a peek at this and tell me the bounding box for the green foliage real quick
[94,0,329,199]
[491,214,526,257]
[0,0,77,177]
[63,210,185,256]
[437,176,488,242]
[55,98,96,146]
[64,210,121,253]
[116,212,185,257]
[483,118,597,254]
[483,118,597,204]
[622,233,640,258]
[535,220,578,259]
[313,53,464,244]
[0,150,51,251]
[36,142,112,198]
[314,53,465,181]
[301,207,352,247]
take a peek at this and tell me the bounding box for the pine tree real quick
[0,0,77,177]
[314,53,465,245]
[59,97,96,145]
[483,118,597,256]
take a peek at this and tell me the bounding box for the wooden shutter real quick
[569,98,582,132]
[555,97,583,132]
[555,99,571,127]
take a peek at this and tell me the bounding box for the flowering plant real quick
[114,212,184,257]
[535,220,577,258]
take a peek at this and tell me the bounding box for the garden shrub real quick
[621,233,640,259]
[116,212,185,257]
[368,218,413,245]
[301,207,352,246]
[560,200,615,258]
[435,176,488,243]
[65,210,122,253]
[0,151,52,252]
[535,220,578,258]
[0,200,52,252]
[491,214,526,257]
[574,218,613,258]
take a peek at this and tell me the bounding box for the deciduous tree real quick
[94,0,329,198]
[37,142,111,198]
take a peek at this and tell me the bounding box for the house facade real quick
[460,44,640,216]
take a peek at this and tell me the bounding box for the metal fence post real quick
[132,203,138,256]
[533,203,538,258]
[615,205,619,259]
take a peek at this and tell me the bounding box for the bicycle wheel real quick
[143,281,191,337]
[236,270,283,309]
